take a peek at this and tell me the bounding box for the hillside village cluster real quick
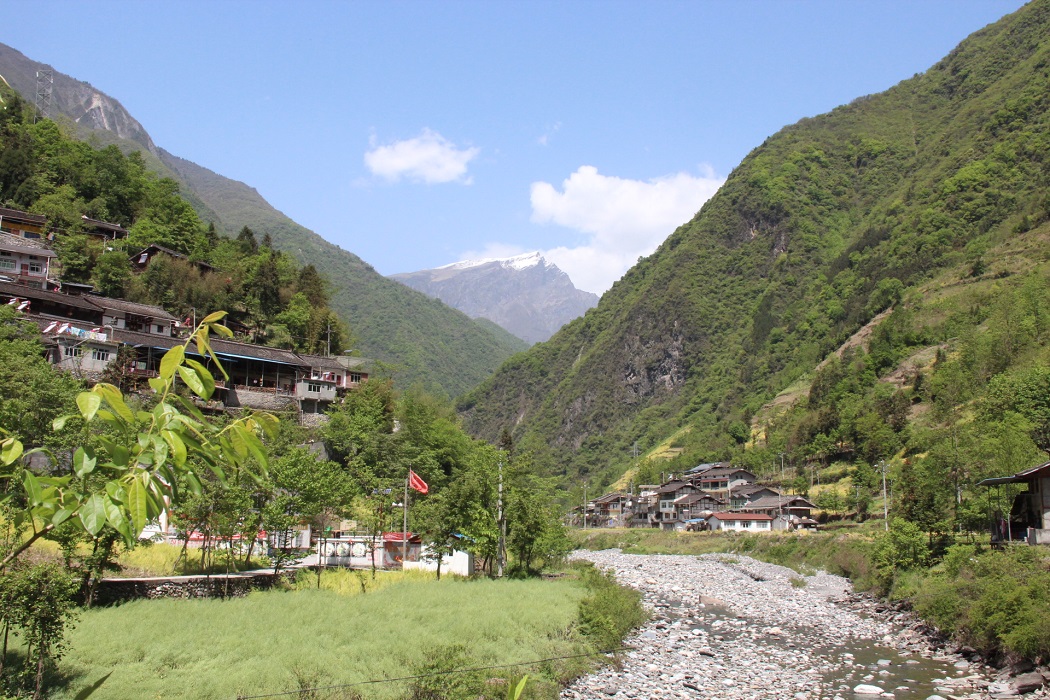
[580,462,820,533]
[0,206,369,426]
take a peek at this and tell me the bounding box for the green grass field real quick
[52,575,593,700]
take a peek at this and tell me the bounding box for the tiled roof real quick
[0,281,103,311]
[695,467,755,479]
[709,512,773,521]
[0,232,56,257]
[0,208,46,224]
[113,329,308,367]
[655,480,693,494]
[732,484,777,496]
[81,216,127,234]
[740,496,816,511]
[210,338,307,366]
[685,461,731,474]
[88,296,177,321]
[297,353,346,372]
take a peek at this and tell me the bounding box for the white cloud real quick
[529,165,724,293]
[536,121,561,146]
[364,129,479,184]
[459,242,529,262]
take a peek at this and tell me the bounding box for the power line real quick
[233,647,631,700]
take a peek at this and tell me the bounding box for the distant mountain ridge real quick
[391,252,598,344]
[0,42,525,398]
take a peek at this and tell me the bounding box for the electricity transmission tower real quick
[34,69,53,121]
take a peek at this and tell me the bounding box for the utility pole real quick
[497,451,506,578]
[881,460,889,531]
[582,481,588,529]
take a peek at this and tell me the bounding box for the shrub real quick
[406,644,485,700]
[574,562,647,651]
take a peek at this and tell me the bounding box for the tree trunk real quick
[1,622,8,678]
[33,646,45,700]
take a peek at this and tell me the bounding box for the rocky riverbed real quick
[561,550,1049,700]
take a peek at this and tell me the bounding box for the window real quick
[91,348,110,362]
[27,258,43,274]
[155,324,166,334]
[349,372,362,383]
[740,520,752,529]
[64,345,83,358]
[307,383,322,393]
[0,258,14,271]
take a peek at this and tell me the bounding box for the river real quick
[561,550,1009,700]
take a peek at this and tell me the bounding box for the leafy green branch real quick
[0,311,277,569]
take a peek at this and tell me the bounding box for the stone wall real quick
[226,387,298,411]
[300,413,330,428]
[94,572,290,606]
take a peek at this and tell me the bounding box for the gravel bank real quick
[562,550,1047,700]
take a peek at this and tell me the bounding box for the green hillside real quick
[459,0,1050,485]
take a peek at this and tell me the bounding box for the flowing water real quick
[658,596,980,699]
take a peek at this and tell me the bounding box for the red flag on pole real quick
[408,469,428,494]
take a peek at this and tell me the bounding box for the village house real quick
[80,215,128,241]
[652,480,700,529]
[589,492,631,527]
[706,512,774,532]
[688,466,757,495]
[672,490,725,527]
[729,483,783,509]
[0,229,57,290]
[130,243,217,273]
[739,494,818,520]
[0,207,47,240]
[979,461,1050,545]
[0,282,369,422]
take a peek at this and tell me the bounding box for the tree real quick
[236,226,258,255]
[259,447,355,580]
[92,249,133,298]
[505,455,571,575]
[0,562,79,699]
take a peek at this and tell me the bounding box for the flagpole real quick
[403,471,409,568]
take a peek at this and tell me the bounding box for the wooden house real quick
[979,461,1050,545]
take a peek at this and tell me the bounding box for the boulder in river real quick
[853,684,884,695]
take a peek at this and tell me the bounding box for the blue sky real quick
[3,0,1026,293]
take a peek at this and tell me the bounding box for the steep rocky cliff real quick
[0,44,155,153]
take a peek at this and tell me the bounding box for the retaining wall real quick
[94,571,291,606]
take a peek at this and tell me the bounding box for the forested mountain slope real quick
[459,0,1050,485]
[0,43,524,398]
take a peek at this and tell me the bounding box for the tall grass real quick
[571,528,879,588]
[293,568,438,596]
[52,576,592,699]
